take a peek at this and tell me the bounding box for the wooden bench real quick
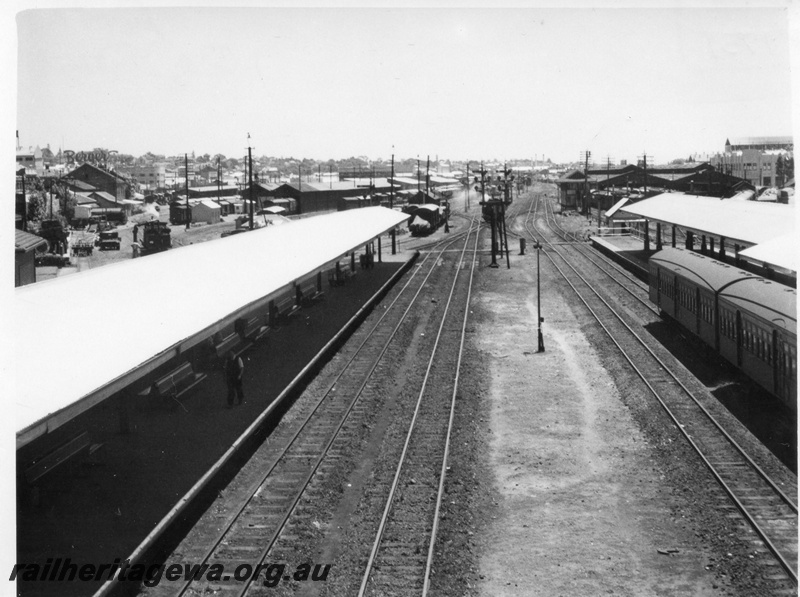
[24,432,104,505]
[298,278,326,307]
[269,296,301,326]
[328,268,345,287]
[241,315,271,343]
[25,432,96,485]
[214,332,251,361]
[138,362,207,404]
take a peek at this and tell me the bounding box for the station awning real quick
[619,192,795,247]
[738,234,796,273]
[15,207,410,448]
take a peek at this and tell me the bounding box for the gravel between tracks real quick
[139,188,795,597]
[459,187,795,597]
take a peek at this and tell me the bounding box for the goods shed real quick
[192,199,222,224]
[15,207,410,449]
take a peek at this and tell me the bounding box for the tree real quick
[27,191,48,223]
[776,154,794,187]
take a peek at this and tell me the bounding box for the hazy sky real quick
[9,2,800,164]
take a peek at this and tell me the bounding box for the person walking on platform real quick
[224,351,244,407]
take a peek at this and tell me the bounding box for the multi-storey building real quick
[711,136,793,187]
[115,164,167,190]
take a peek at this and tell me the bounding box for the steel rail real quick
[536,193,798,512]
[172,225,479,597]
[536,194,657,315]
[527,193,798,585]
[421,213,481,596]
[357,217,480,597]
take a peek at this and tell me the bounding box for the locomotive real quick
[649,247,796,406]
[405,203,449,236]
[140,220,172,255]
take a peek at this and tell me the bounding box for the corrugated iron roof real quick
[15,207,411,447]
[67,179,96,191]
[738,234,796,273]
[91,191,117,202]
[15,229,48,253]
[619,192,795,246]
[605,197,631,218]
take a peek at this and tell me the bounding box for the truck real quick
[97,230,121,251]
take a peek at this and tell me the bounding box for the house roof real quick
[90,191,117,202]
[67,179,96,191]
[15,229,49,253]
[73,193,98,205]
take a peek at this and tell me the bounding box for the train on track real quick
[649,247,796,406]
[140,220,172,254]
[404,203,449,236]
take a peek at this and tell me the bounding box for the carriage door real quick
[735,311,743,367]
[774,332,795,402]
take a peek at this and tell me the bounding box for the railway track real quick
[134,219,480,597]
[525,193,799,589]
[529,193,656,317]
[357,214,480,597]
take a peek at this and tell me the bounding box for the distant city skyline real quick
[10,4,799,166]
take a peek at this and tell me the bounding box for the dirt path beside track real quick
[471,259,720,596]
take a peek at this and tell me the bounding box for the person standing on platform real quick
[132,223,139,243]
[224,351,244,407]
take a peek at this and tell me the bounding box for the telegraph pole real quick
[297,163,302,215]
[217,156,222,203]
[474,162,498,268]
[390,153,396,254]
[601,156,613,230]
[184,153,190,230]
[638,152,653,196]
[248,144,254,230]
[500,164,514,269]
[426,155,430,197]
[465,161,470,212]
[581,150,591,217]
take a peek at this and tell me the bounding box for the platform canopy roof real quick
[15,207,409,449]
[738,234,797,273]
[619,192,795,247]
[605,197,631,218]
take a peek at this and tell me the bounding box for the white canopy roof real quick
[738,234,797,273]
[15,207,409,448]
[620,192,795,246]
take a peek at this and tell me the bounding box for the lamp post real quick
[535,240,545,352]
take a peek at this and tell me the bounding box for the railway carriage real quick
[407,204,447,236]
[649,248,797,406]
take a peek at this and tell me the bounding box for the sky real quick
[6,1,799,166]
